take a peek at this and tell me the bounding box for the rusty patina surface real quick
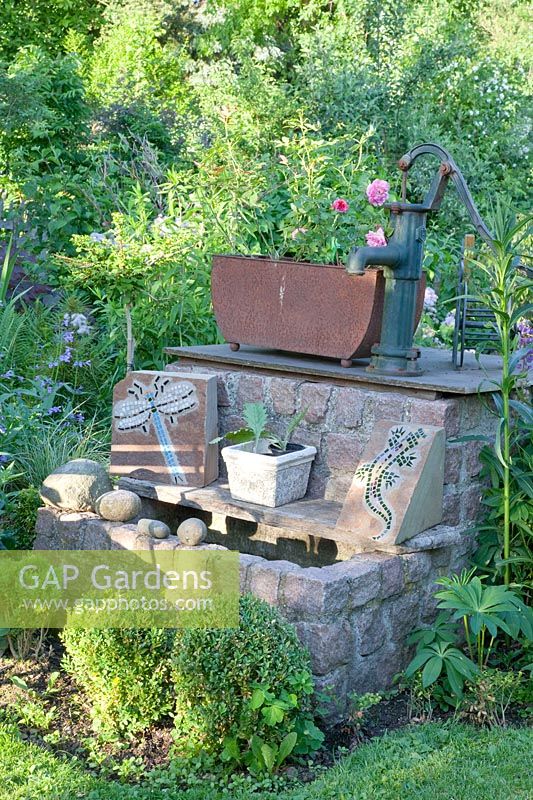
[211,255,425,363]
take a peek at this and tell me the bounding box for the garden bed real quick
[0,636,531,800]
[0,635,461,782]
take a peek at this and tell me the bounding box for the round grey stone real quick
[40,459,112,512]
[137,518,171,539]
[95,490,142,522]
[177,518,207,546]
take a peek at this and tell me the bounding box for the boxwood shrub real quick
[61,628,175,735]
[171,593,315,754]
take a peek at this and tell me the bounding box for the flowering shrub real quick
[267,135,393,264]
[366,179,390,207]
[0,297,114,526]
[331,197,349,213]
[365,227,387,247]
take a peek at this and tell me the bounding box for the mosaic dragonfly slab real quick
[335,420,445,545]
[111,371,218,487]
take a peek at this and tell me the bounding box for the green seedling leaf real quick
[250,687,265,710]
[11,675,30,691]
[281,406,309,451]
[276,731,298,767]
[260,742,276,773]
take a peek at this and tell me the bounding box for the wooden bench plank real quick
[119,477,349,538]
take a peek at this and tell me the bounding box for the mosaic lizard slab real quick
[110,371,218,487]
[335,420,445,545]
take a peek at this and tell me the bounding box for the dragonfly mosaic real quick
[113,375,199,486]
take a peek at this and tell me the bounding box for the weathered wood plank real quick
[119,477,348,536]
[119,477,469,555]
[164,344,515,396]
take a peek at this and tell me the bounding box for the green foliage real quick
[0,0,104,60]
[245,731,298,776]
[455,208,532,588]
[474,425,533,595]
[88,1,188,112]
[405,638,478,706]
[434,571,533,668]
[0,236,16,303]
[0,0,530,386]
[0,46,89,158]
[0,296,116,489]
[171,594,320,757]
[405,570,533,709]
[1,719,532,800]
[239,402,269,452]
[61,628,175,736]
[57,200,219,368]
[462,668,530,727]
[4,487,41,550]
[215,402,309,453]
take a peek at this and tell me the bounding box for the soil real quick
[266,443,306,456]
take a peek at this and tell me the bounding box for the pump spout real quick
[345,243,403,275]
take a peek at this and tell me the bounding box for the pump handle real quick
[398,143,495,249]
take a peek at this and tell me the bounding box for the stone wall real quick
[35,507,474,719]
[34,364,495,719]
[168,362,496,529]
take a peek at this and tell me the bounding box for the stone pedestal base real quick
[35,506,475,719]
[33,350,500,718]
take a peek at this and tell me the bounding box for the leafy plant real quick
[171,594,321,757]
[13,696,58,732]
[434,570,533,670]
[7,669,58,731]
[344,691,383,737]
[213,401,309,453]
[405,570,533,709]
[61,628,175,736]
[221,672,324,772]
[246,731,298,776]
[461,668,528,727]
[456,207,532,587]
[405,637,478,705]
[0,235,15,303]
[2,486,41,549]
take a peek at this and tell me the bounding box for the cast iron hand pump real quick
[346,143,494,376]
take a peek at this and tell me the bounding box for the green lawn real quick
[0,722,531,800]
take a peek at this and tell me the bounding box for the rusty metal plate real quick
[211,255,425,362]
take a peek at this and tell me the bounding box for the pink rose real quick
[366,179,390,207]
[331,198,349,213]
[365,227,387,247]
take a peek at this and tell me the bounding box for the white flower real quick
[64,313,92,335]
[443,310,456,327]
[423,287,438,311]
[253,45,283,62]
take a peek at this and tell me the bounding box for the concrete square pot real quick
[222,441,317,507]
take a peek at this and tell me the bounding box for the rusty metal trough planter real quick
[212,255,426,367]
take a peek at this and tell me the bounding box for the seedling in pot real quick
[211,402,308,454]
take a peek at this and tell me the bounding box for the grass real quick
[0,721,531,800]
